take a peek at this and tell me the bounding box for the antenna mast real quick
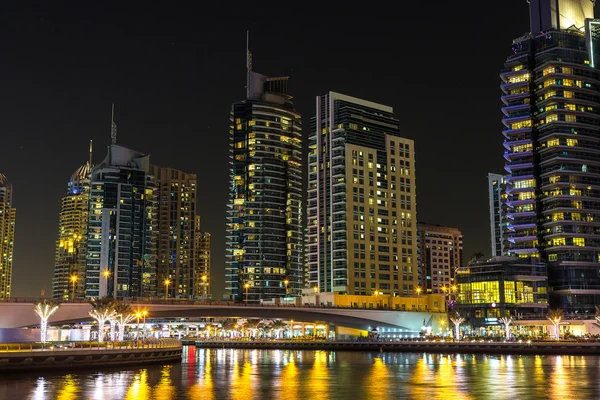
[246,31,252,98]
[88,140,93,166]
[110,104,117,145]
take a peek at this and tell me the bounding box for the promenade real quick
[0,339,182,372]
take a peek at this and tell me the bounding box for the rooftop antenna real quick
[88,139,93,166]
[110,104,117,145]
[246,30,252,98]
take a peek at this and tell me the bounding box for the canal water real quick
[1,346,598,399]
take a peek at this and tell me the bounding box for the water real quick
[1,346,599,399]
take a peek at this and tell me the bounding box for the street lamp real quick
[283,279,289,295]
[164,278,171,299]
[70,275,78,301]
[102,270,111,297]
[416,286,422,311]
[244,283,250,305]
[135,312,142,340]
[142,310,148,340]
[201,275,208,298]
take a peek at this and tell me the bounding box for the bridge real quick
[0,299,447,334]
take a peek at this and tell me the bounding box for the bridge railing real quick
[0,338,182,352]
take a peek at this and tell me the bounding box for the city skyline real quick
[2,1,533,298]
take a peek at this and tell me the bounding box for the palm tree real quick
[113,302,135,341]
[89,297,116,342]
[220,319,238,337]
[547,308,564,340]
[270,320,288,339]
[499,316,513,340]
[449,311,465,340]
[244,318,262,338]
[33,299,60,343]
[595,306,600,324]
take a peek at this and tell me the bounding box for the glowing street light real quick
[201,275,208,298]
[244,283,250,305]
[283,279,289,295]
[70,275,78,301]
[416,286,422,311]
[142,310,148,340]
[164,279,171,299]
[102,270,111,297]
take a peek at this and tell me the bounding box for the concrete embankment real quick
[193,340,600,355]
[0,341,182,372]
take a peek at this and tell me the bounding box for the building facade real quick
[417,223,463,294]
[488,173,507,257]
[307,92,418,296]
[52,153,92,300]
[226,57,303,303]
[150,166,196,298]
[85,145,158,299]
[455,256,548,332]
[0,173,15,299]
[501,0,600,311]
[194,215,211,299]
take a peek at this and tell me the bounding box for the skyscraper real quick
[0,173,16,299]
[417,223,463,294]
[226,47,303,303]
[502,0,600,311]
[194,215,211,299]
[85,144,158,299]
[488,173,507,257]
[52,143,92,300]
[150,166,196,298]
[307,92,418,296]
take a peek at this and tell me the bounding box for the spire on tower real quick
[89,140,93,166]
[111,104,117,145]
[246,30,252,98]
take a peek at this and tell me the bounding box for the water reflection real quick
[3,348,600,399]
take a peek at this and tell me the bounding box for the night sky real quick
[2,1,533,298]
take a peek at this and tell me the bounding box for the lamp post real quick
[416,286,422,311]
[135,312,142,340]
[142,310,148,340]
[283,279,289,296]
[244,283,250,305]
[164,279,171,299]
[70,275,78,301]
[313,285,318,306]
[201,275,208,298]
[102,270,111,297]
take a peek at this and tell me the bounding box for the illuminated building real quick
[455,257,548,332]
[417,223,463,294]
[307,92,418,296]
[0,173,16,299]
[502,0,600,311]
[150,166,196,298]
[488,173,508,257]
[226,46,303,303]
[85,144,158,298]
[194,215,211,299]
[52,142,92,300]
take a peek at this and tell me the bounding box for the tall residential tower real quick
[307,92,418,296]
[417,223,463,294]
[150,166,196,298]
[0,173,16,299]
[226,48,303,303]
[85,144,158,298]
[502,0,600,311]
[52,143,92,300]
[488,173,507,257]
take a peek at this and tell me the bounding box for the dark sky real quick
[1,1,533,298]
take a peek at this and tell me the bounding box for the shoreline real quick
[0,342,183,372]
[188,340,600,355]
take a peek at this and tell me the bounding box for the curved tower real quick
[502,0,600,311]
[226,48,303,303]
[51,153,92,300]
[0,173,15,299]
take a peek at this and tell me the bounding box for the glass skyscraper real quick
[488,173,507,257]
[85,144,158,299]
[307,92,418,296]
[226,54,303,303]
[0,173,15,299]
[502,0,600,311]
[52,144,92,300]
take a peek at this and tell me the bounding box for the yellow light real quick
[201,275,208,282]
[164,279,171,286]
[142,310,148,316]
[283,279,289,286]
[313,286,318,293]
[70,275,78,283]
[102,270,111,278]
[136,312,142,318]
[416,287,422,295]
[451,285,458,292]
[244,283,250,289]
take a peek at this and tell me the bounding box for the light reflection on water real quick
[1,347,599,399]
